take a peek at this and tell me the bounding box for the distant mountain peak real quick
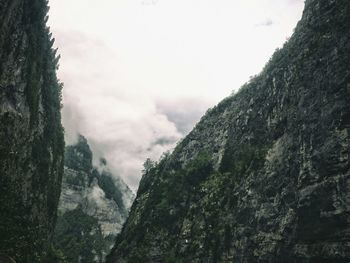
[54,136,134,262]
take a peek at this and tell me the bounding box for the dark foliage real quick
[0,0,64,261]
[52,207,105,263]
[107,0,350,262]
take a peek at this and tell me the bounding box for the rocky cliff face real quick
[0,0,64,262]
[53,136,134,262]
[107,0,350,262]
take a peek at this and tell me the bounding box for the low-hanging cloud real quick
[256,18,274,27]
[156,98,210,135]
[49,0,305,192]
[56,30,201,191]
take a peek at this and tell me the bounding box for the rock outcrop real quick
[53,135,134,262]
[107,0,350,262]
[0,0,65,262]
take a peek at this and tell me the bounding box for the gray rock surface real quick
[54,135,134,262]
[0,0,65,262]
[107,0,350,262]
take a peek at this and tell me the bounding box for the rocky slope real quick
[0,0,65,262]
[53,135,134,262]
[107,0,350,262]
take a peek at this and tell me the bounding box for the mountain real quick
[52,135,134,262]
[0,0,65,262]
[107,0,350,262]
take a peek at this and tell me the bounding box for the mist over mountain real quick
[52,135,134,262]
[1,0,350,262]
[107,0,350,261]
[48,0,305,191]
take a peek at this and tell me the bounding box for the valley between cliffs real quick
[1,0,350,262]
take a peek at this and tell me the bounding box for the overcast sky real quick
[48,0,304,191]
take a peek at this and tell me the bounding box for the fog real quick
[48,0,304,191]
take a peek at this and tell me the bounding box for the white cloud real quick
[256,18,274,27]
[48,0,304,191]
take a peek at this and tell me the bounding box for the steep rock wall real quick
[107,0,350,262]
[0,0,64,262]
[53,136,134,262]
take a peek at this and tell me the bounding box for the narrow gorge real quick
[1,0,350,262]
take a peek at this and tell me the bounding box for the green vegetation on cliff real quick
[0,0,64,262]
[107,0,350,262]
[51,136,134,262]
[53,207,105,263]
